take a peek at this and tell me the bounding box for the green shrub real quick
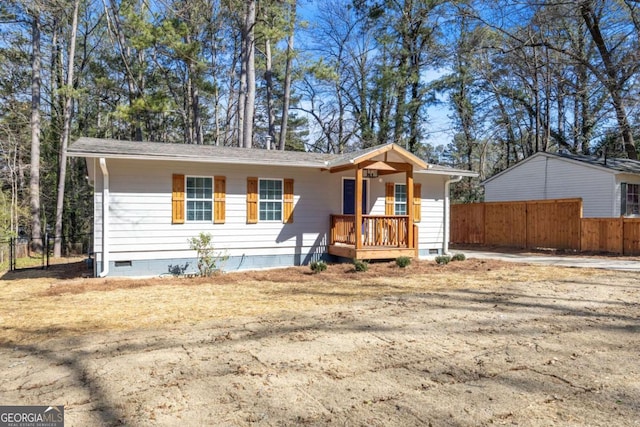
[451,253,466,262]
[435,255,451,265]
[310,260,328,273]
[353,259,369,272]
[187,232,228,277]
[395,256,412,268]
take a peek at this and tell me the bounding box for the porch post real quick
[355,165,363,250]
[406,167,414,249]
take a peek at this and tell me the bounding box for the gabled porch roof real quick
[324,143,427,173]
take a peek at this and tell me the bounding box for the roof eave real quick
[417,169,478,177]
[66,150,327,168]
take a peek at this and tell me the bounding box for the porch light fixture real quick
[364,169,378,178]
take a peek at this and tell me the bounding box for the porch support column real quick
[355,165,363,250]
[406,166,414,249]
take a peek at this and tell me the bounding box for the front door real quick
[343,179,368,215]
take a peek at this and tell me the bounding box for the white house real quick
[68,138,476,277]
[482,151,640,218]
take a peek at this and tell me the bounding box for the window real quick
[259,179,282,221]
[394,184,407,215]
[186,177,212,221]
[385,182,421,221]
[625,183,640,215]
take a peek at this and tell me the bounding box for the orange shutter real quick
[246,177,258,223]
[214,176,226,224]
[385,182,395,215]
[172,174,185,224]
[283,178,294,223]
[413,183,422,222]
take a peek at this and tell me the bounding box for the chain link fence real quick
[1,233,93,272]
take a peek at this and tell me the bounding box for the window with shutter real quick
[385,182,421,220]
[173,174,224,224]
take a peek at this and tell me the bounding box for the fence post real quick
[620,216,625,255]
[10,237,14,271]
[45,232,50,269]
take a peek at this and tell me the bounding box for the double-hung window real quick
[186,177,212,221]
[259,179,282,221]
[394,184,407,215]
[624,183,640,216]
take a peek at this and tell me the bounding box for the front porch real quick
[328,214,418,260]
[323,144,428,261]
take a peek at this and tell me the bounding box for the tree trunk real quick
[238,33,245,146]
[264,38,275,149]
[29,12,42,251]
[242,0,256,148]
[185,28,202,145]
[580,2,637,159]
[278,0,296,151]
[53,0,80,257]
[106,0,143,141]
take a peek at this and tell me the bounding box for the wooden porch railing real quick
[330,215,357,245]
[330,215,410,248]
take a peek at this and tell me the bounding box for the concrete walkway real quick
[458,249,640,272]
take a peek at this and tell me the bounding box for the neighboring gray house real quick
[68,138,475,277]
[482,151,640,218]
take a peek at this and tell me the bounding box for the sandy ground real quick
[0,259,639,426]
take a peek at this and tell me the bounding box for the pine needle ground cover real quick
[1,259,638,426]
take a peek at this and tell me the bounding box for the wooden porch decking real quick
[328,215,418,260]
[328,243,417,260]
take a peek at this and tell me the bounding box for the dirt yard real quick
[0,258,639,426]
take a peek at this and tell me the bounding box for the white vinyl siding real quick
[91,159,449,265]
[484,154,616,218]
[93,159,333,258]
[368,175,446,254]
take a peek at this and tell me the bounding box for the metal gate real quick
[6,234,52,272]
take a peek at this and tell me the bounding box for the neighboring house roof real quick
[482,151,640,185]
[68,137,477,177]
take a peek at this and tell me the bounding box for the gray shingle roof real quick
[553,151,640,174]
[68,137,339,167]
[67,137,476,176]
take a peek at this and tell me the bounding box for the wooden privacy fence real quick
[451,198,640,255]
[581,217,640,255]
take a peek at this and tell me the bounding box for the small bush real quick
[451,253,466,262]
[353,259,369,272]
[187,232,228,277]
[310,260,328,273]
[395,256,412,268]
[435,255,451,265]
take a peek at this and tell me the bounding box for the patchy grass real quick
[0,258,606,345]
